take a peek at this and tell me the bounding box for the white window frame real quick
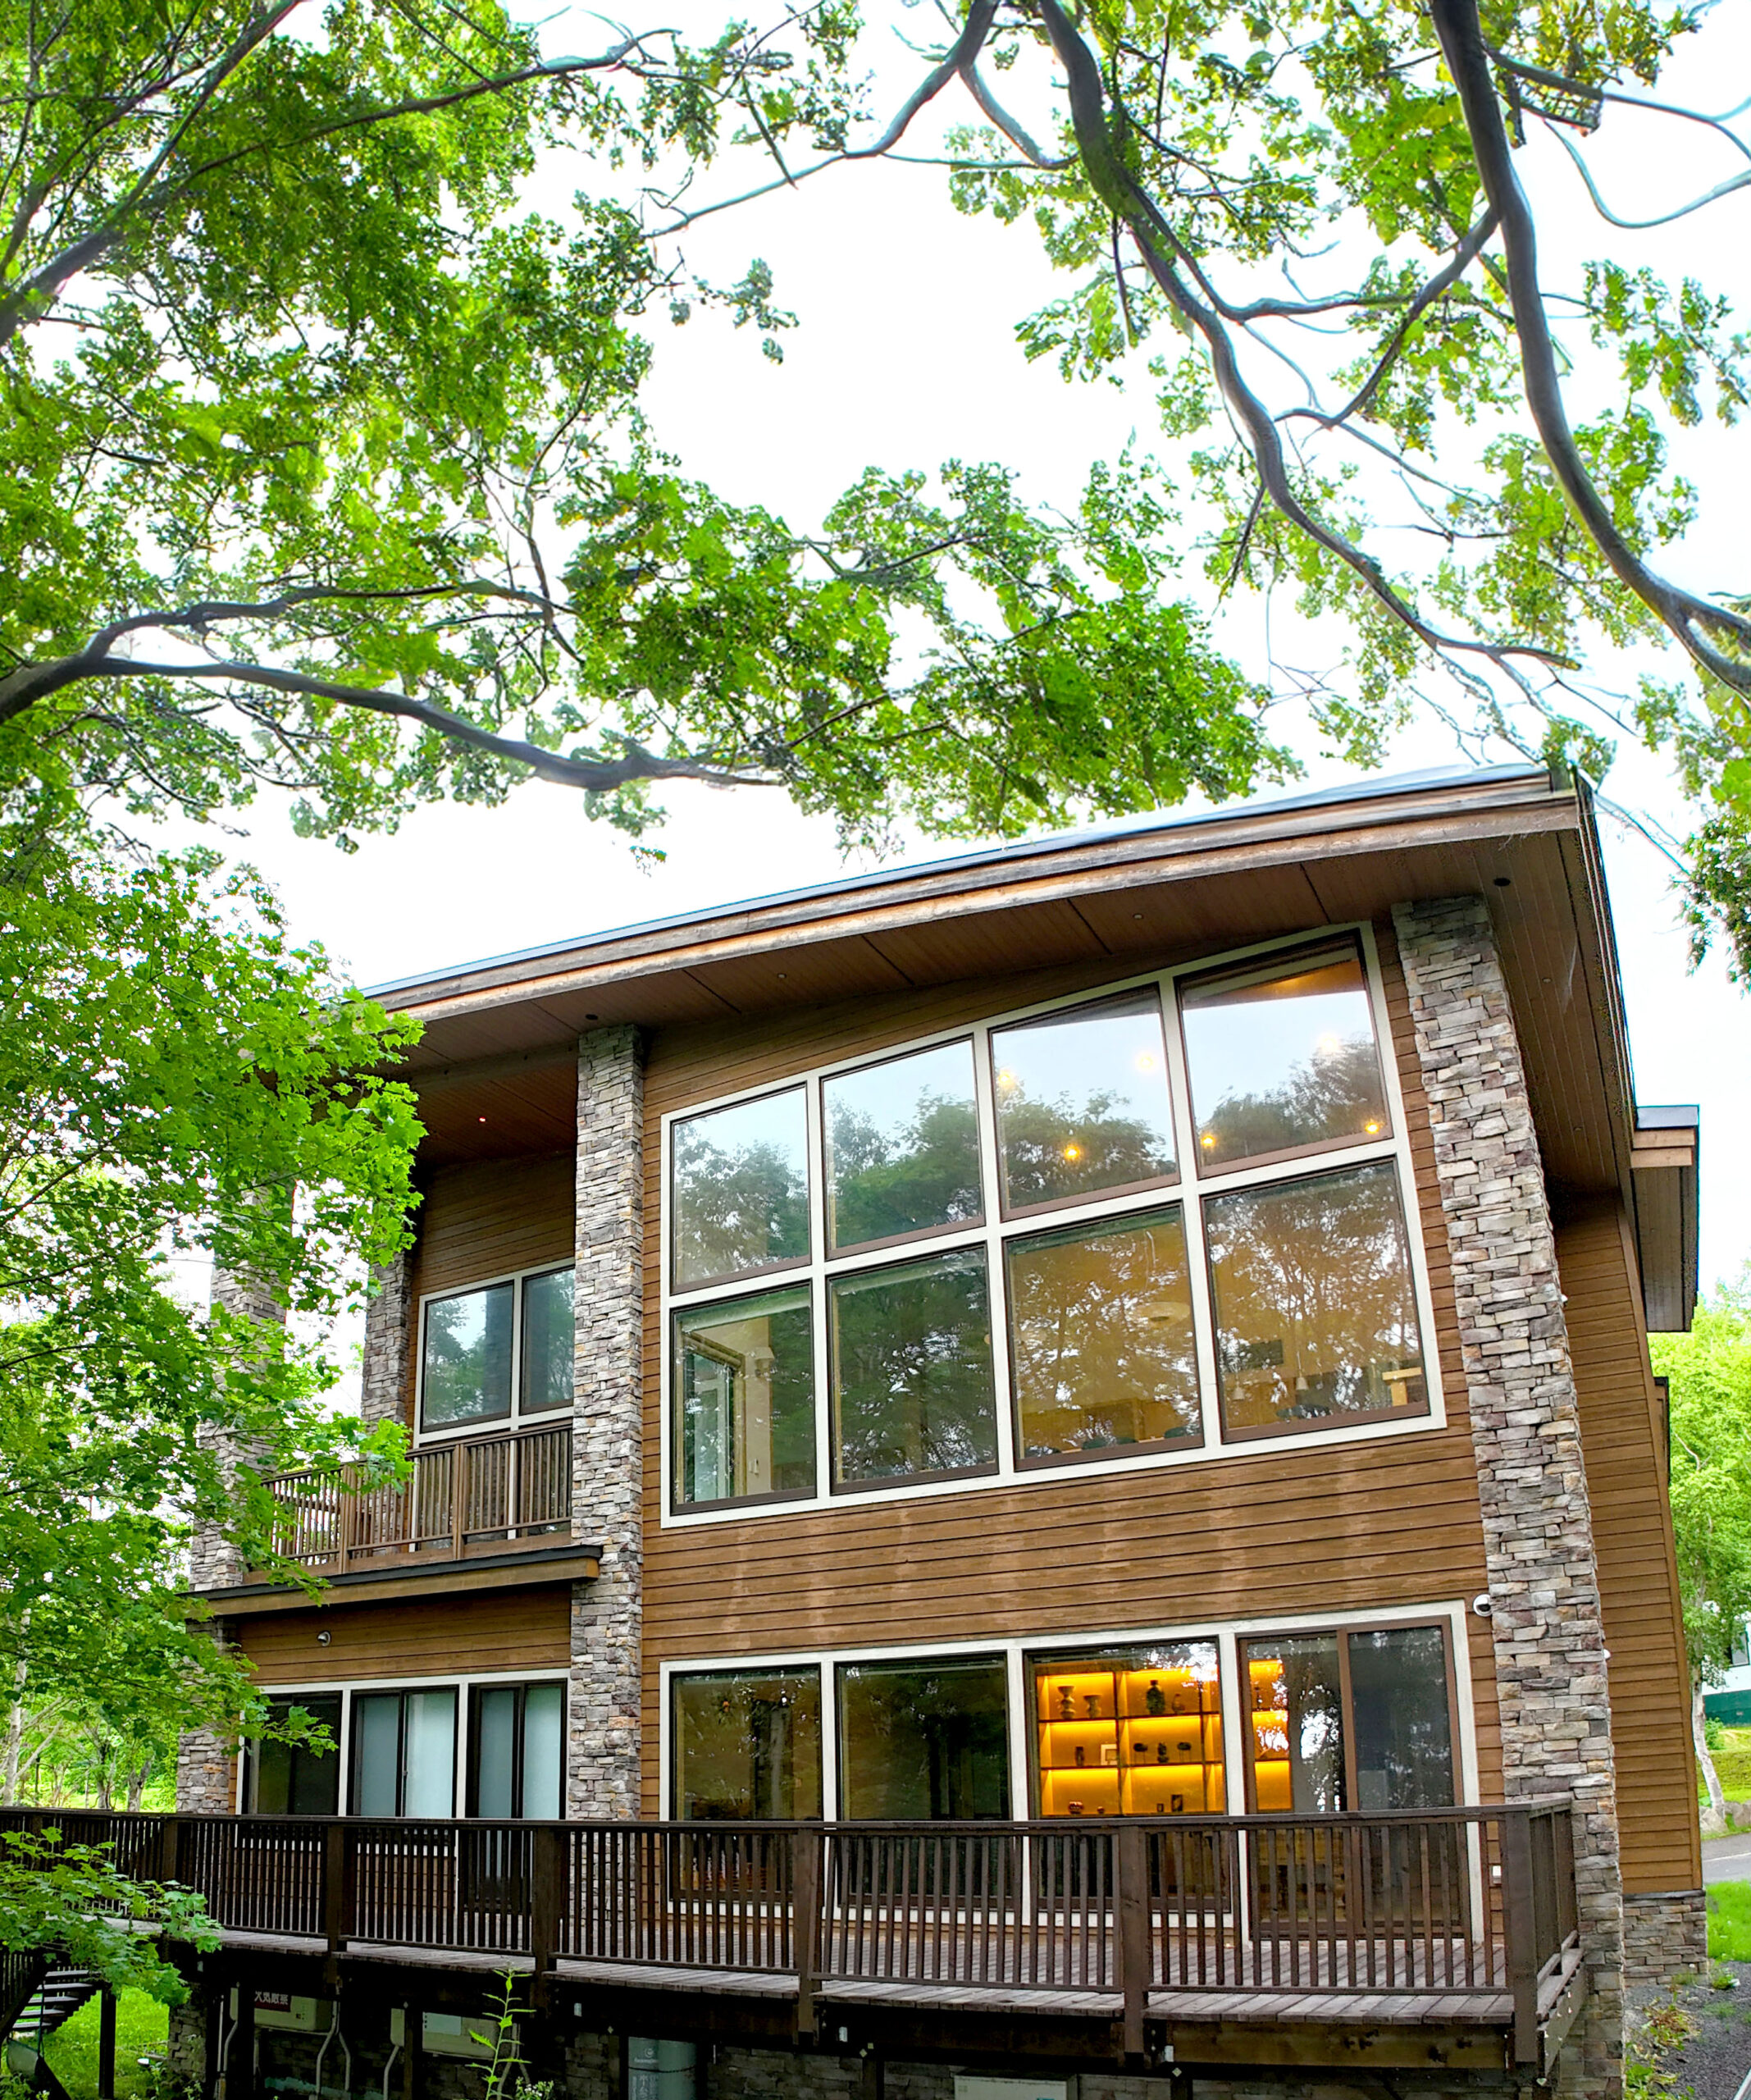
[414,1262,575,1445]
[659,921,1443,1527]
[658,1600,1480,1827]
[235,1669,570,1817]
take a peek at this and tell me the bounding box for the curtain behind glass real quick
[404,1691,457,1816]
[522,1683,565,1819]
[353,1693,403,1816]
[474,1687,518,1817]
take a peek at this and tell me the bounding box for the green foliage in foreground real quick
[0,1831,217,2002]
[1708,1883,1751,1965]
[1,788,421,1764]
[43,1989,170,2100]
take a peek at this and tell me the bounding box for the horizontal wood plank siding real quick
[239,1586,572,1686]
[638,920,1502,1816]
[1555,1199,1702,1895]
[402,1148,576,1423]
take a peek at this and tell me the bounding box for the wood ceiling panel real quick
[1074,863,1326,955]
[682,934,914,1015]
[864,897,1108,986]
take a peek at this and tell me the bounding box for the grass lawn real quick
[40,1989,168,2100]
[1708,1881,1751,1963]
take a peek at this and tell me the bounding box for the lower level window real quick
[1244,1623,1454,1811]
[836,1656,1010,1819]
[1032,1645,1224,1818]
[470,1682,566,1819]
[246,1695,341,1815]
[351,1688,458,1817]
[671,1667,823,1819]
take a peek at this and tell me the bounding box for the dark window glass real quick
[837,1656,1010,1820]
[1205,1160,1425,1436]
[1181,947,1388,1170]
[672,1089,809,1289]
[1032,1646,1224,1818]
[521,1269,573,1414]
[248,1695,341,1815]
[1245,1635,1344,1812]
[829,1249,996,1486]
[422,1283,513,1430]
[991,992,1176,1213]
[674,1285,816,1506]
[672,1668,823,1820]
[1006,1207,1200,1462]
[1347,1627,1454,1810]
[350,1688,457,1817]
[470,1682,564,1818]
[824,1041,982,1253]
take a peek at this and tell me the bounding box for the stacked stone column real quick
[1393,897,1623,2099]
[359,1250,413,1431]
[567,1025,645,1819]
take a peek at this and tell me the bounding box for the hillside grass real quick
[40,1989,168,2100]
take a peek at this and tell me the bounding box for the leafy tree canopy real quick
[1652,1278,1751,1821]
[0,0,1286,861]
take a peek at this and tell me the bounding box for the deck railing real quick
[261,1422,572,1573]
[0,1804,1576,2060]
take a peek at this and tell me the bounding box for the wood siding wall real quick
[239,1586,572,1687]
[1555,1201,1702,1895]
[401,1148,576,1426]
[636,920,1503,1816]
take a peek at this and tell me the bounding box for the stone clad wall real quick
[360,1250,413,1431]
[1621,1892,1708,1988]
[568,1025,645,1819]
[1393,896,1625,2098]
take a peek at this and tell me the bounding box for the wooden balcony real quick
[0,1806,1585,2073]
[263,1422,572,1573]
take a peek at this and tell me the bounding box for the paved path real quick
[1706,1833,1751,1886]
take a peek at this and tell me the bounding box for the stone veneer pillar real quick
[1393,897,1624,2098]
[177,1258,285,1813]
[360,1251,413,1431]
[567,1025,645,1819]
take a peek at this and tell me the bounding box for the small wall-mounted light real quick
[1472,1593,1493,1618]
[317,1630,332,1646]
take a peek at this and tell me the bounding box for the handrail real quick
[0,1803,1576,2056]
[261,1421,572,1572]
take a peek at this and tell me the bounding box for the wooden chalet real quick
[7,763,1701,2100]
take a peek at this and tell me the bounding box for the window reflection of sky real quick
[991,996,1174,1155]
[827,1040,974,1150]
[1183,977,1377,1127]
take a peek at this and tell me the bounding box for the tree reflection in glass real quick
[422,1281,513,1427]
[672,1087,810,1289]
[991,991,1177,1212]
[1347,1626,1454,1809]
[1006,1207,1201,1460]
[672,1667,823,1820]
[837,1655,1010,1819]
[824,1040,981,1253]
[1245,1635,1344,1811]
[830,1248,996,1485]
[1205,1161,1425,1435]
[674,1285,816,1506]
[1181,948,1388,1169]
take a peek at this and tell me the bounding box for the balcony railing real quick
[0,1805,1578,2061]
[262,1422,572,1573]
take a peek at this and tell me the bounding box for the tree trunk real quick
[1694,1673,1729,1829]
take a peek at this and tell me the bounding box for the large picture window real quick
[1243,1623,1455,1812]
[1032,1644,1224,1818]
[836,1655,1010,1820]
[350,1687,458,1817]
[663,929,1434,1516]
[671,1667,823,1820]
[245,1695,342,1815]
[420,1265,573,1436]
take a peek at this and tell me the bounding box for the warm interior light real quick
[1365,1119,1381,1134]
[1133,1051,1157,1073]
[996,1067,1019,1094]
[1200,1132,1216,1149]
[1062,1143,1083,1163]
[1316,1031,1342,1057]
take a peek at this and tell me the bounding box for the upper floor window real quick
[664,929,1430,1514]
[420,1264,572,1436]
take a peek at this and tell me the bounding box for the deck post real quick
[531,1824,567,2003]
[322,1820,349,1964]
[156,1815,181,1885]
[451,1442,467,1561]
[1501,1808,1539,2066]
[1116,1824,1149,2059]
[792,1827,822,2040]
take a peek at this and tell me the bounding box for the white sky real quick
[198,0,1751,1306]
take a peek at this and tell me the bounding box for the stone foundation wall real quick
[1622,1889,1708,1988]
[568,1025,645,1819]
[1393,897,1625,2100]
